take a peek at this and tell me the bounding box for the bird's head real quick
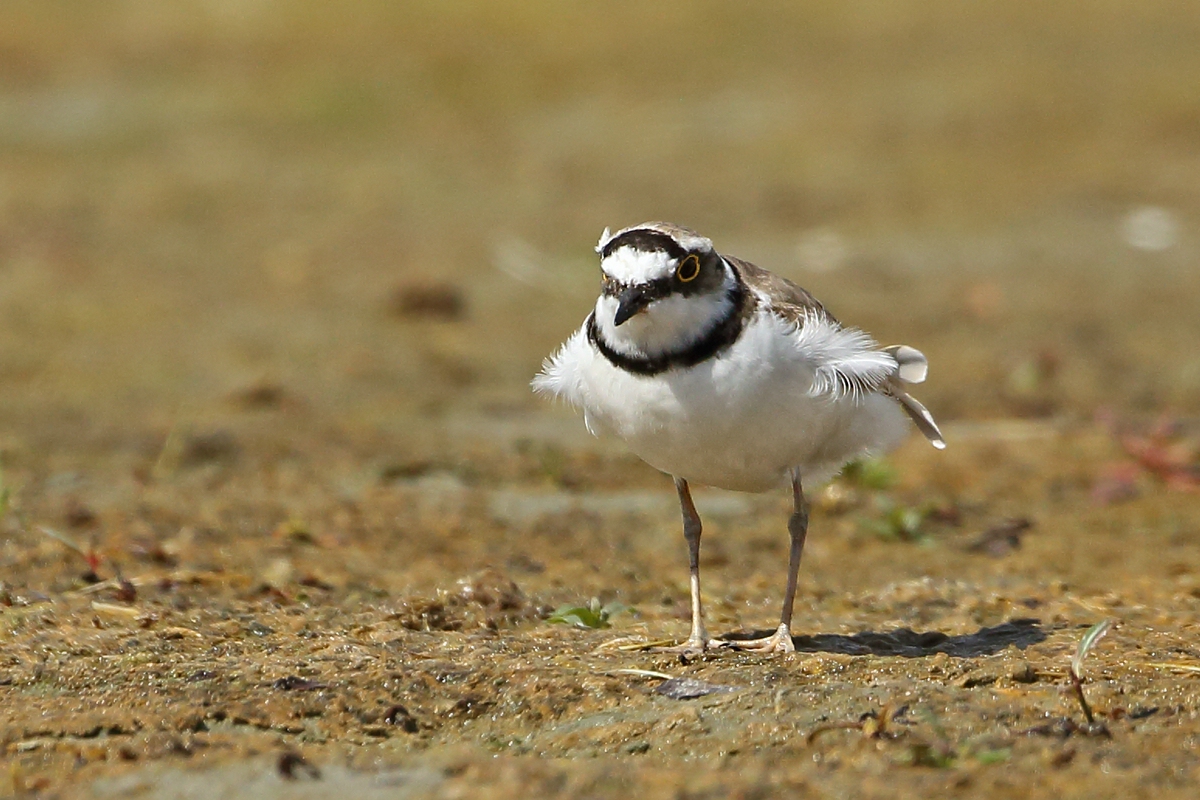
[593,222,736,358]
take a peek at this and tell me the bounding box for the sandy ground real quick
[3,3,1200,798]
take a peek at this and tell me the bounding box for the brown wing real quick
[722,255,837,326]
[727,254,946,449]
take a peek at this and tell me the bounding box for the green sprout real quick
[861,500,933,543]
[547,598,627,629]
[840,457,898,490]
[1070,619,1114,727]
[899,707,1011,768]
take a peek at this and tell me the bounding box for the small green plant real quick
[861,499,933,542]
[901,706,956,767]
[973,748,1011,765]
[840,457,897,490]
[843,458,942,543]
[901,741,955,769]
[896,707,1011,768]
[547,598,627,629]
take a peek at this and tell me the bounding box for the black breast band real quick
[587,278,748,377]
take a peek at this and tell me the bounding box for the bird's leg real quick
[775,473,810,649]
[673,477,710,652]
[729,473,808,653]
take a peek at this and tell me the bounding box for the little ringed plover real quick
[533,222,944,653]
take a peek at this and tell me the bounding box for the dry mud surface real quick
[4,2,1200,798]
[4,419,1200,799]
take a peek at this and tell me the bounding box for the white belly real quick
[537,312,910,493]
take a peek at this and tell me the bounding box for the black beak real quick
[613,285,653,326]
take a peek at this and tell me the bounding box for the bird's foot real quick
[647,632,728,655]
[720,623,796,654]
[602,635,725,653]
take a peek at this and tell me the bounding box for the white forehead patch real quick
[600,247,677,284]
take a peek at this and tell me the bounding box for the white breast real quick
[533,307,910,492]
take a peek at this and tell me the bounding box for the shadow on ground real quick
[721,618,1046,657]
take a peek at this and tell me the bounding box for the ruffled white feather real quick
[785,311,896,402]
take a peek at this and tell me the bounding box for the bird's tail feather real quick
[883,345,929,384]
[892,388,946,449]
[883,345,946,449]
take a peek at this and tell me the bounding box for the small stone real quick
[954,669,1000,688]
[383,705,420,733]
[247,620,275,637]
[1009,661,1038,683]
[655,677,739,700]
[179,430,239,467]
[260,558,294,589]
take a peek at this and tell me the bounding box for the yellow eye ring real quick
[677,254,700,282]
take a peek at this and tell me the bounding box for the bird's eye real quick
[677,254,701,282]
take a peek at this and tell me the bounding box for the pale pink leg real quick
[727,472,808,653]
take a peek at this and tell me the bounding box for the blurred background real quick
[2,0,1199,487]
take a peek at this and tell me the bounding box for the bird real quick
[532,222,944,653]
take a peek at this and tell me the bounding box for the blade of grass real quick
[1142,662,1200,675]
[1069,618,1114,726]
[36,526,88,558]
[1071,618,1114,678]
[607,668,674,680]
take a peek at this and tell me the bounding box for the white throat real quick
[594,264,737,359]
